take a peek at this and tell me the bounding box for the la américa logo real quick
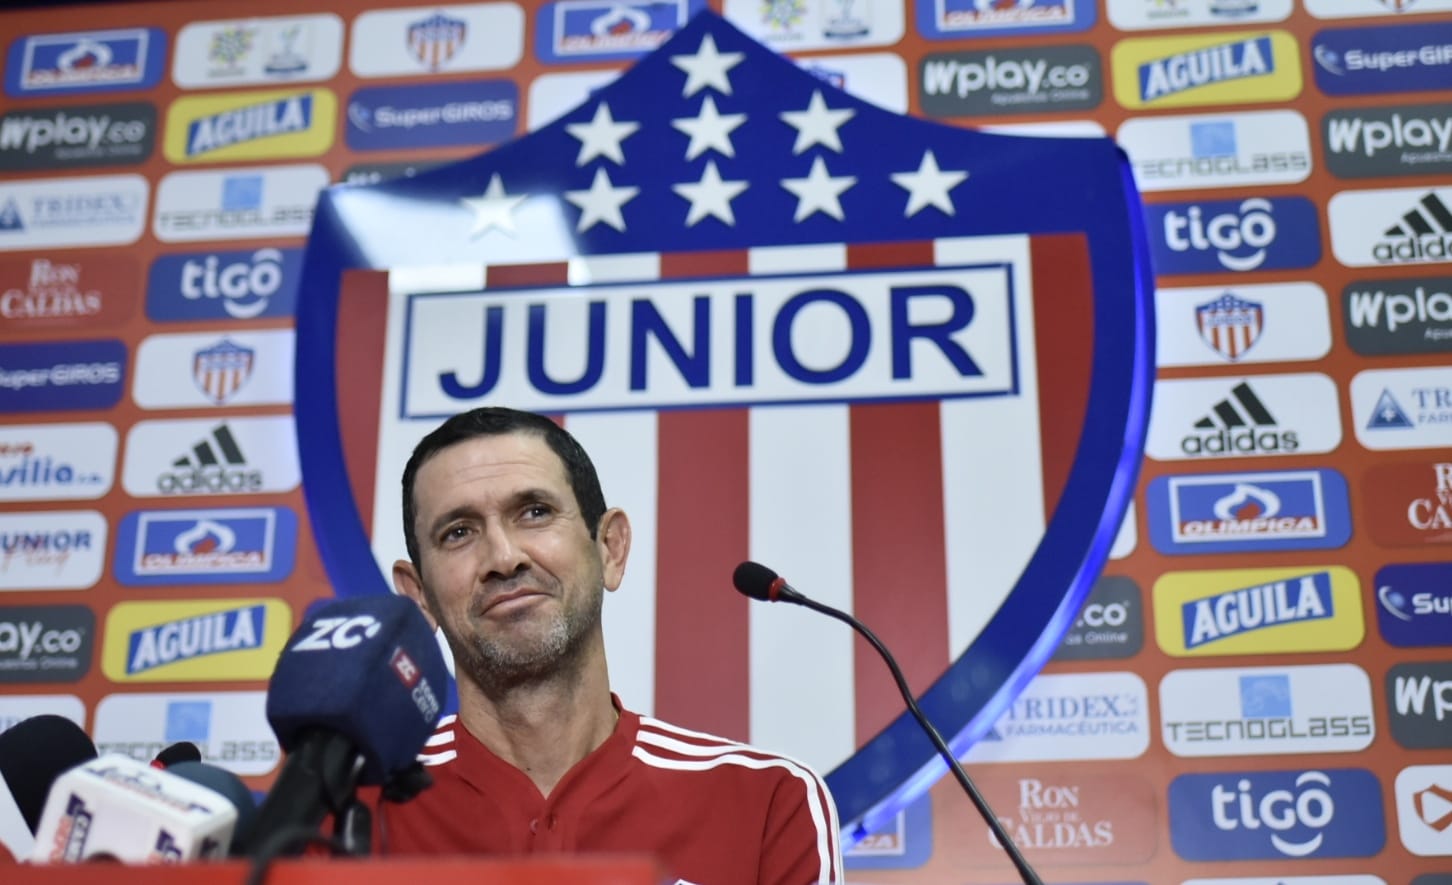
[292,11,1152,843]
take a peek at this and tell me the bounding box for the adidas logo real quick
[1180,381,1300,456]
[1375,192,1452,264]
[156,424,263,494]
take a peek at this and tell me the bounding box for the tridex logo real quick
[0,102,154,171]
[1344,275,1452,355]
[0,510,107,592]
[1388,662,1452,749]
[1157,282,1331,368]
[1352,366,1452,449]
[1169,768,1386,860]
[1396,764,1452,856]
[1148,196,1320,274]
[121,415,301,498]
[1147,375,1343,461]
[1154,565,1363,657]
[0,174,148,251]
[101,599,291,682]
[1323,103,1452,179]
[0,421,116,502]
[1159,664,1375,758]
[146,247,300,322]
[1112,31,1302,110]
[962,671,1150,763]
[113,507,298,586]
[1147,468,1352,554]
[0,605,94,684]
[1376,561,1452,647]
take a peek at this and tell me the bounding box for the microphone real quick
[0,715,98,835]
[732,561,1045,885]
[151,742,202,770]
[248,594,448,858]
[29,754,236,863]
[166,762,257,856]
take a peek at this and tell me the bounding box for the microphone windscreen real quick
[166,762,256,854]
[266,594,448,785]
[0,715,97,833]
[152,742,202,769]
[732,560,780,601]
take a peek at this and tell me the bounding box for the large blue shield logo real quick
[294,12,1153,842]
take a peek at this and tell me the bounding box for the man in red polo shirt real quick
[381,407,842,884]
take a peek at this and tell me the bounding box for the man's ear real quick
[596,508,632,592]
[392,559,439,630]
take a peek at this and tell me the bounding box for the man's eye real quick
[523,504,551,519]
[441,525,470,542]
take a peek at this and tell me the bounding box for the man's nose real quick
[479,520,530,579]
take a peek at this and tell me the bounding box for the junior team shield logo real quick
[407,13,466,70]
[294,11,1152,842]
[1197,292,1264,360]
[192,338,255,404]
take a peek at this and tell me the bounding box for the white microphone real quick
[29,754,237,864]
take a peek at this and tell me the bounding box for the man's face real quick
[393,432,629,687]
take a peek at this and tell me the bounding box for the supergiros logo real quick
[101,598,291,682]
[1111,31,1302,111]
[1154,565,1364,657]
[162,89,336,164]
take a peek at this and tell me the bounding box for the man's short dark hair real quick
[401,407,607,567]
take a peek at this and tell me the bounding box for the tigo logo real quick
[1112,31,1301,110]
[0,254,139,332]
[1118,109,1311,193]
[1154,565,1363,657]
[163,89,336,163]
[172,13,344,89]
[544,0,702,60]
[0,102,154,171]
[1312,21,1452,96]
[1157,283,1330,368]
[1146,468,1352,554]
[349,4,524,78]
[152,164,326,243]
[1395,765,1452,856]
[345,80,516,151]
[146,247,300,322]
[113,507,297,586]
[1146,375,1342,461]
[962,671,1149,763]
[1329,187,1452,268]
[1323,103,1452,180]
[121,415,300,498]
[1387,662,1452,749]
[132,329,294,409]
[101,598,291,682]
[0,510,106,592]
[0,174,147,251]
[1147,196,1320,275]
[0,340,125,413]
[1359,460,1452,547]
[5,28,166,96]
[1351,365,1452,450]
[93,690,278,775]
[1343,275,1452,356]
[1376,562,1452,648]
[1169,768,1385,860]
[1160,664,1374,757]
[0,422,116,502]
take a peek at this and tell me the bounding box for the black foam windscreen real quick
[0,715,97,833]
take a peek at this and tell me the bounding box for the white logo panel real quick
[0,510,106,591]
[794,53,908,114]
[1395,764,1452,856]
[93,690,279,776]
[1160,663,1375,757]
[0,422,116,502]
[0,694,84,733]
[173,13,344,88]
[122,415,300,498]
[962,671,1150,763]
[722,0,905,52]
[1329,187,1452,269]
[133,329,295,409]
[348,4,524,78]
[1156,283,1330,368]
[153,164,327,243]
[1306,0,1452,17]
[1107,0,1292,30]
[1147,373,1344,461]
[1351,365,1452,451]
[1119,110,1311,192]
[0,175,147,251]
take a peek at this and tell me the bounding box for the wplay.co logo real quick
[1342,275,1452,356]
[1323,102,1452,180]
[1387,662,1452,750]
[1052,575,1143,662]
[1153,565,1363,657]
[0,101,154,171]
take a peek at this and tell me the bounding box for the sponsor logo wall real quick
[0,1,1448,882]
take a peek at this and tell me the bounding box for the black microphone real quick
[0,715,98,835]
[151,741,203,770]
[732,560,1045,885]
[166,761,258,856]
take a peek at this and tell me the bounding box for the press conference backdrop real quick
[0,1,1448,882]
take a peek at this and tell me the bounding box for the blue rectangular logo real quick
[0,339,125,412]
[1146,196,1321,275]
[1147,468,1352,555]
[5,28,166,97]
[1375,562,1452,648]
[1312,21,1452,97]
[345,81,518,151]
[537,0,702,63]
[918,0,1094,39]
[1169,768,1384,860]
[113,507,298,586]
[146,248,301,322]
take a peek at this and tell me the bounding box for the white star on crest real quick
[565,102,640,166]
[671,33,745,98]
[780,90,856,155]
[780,156,855,222]
[672,95,748,161]
[564,168,639,233]
[673,161,749,226]
[890,150,969,217]
[460,174,528,237]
